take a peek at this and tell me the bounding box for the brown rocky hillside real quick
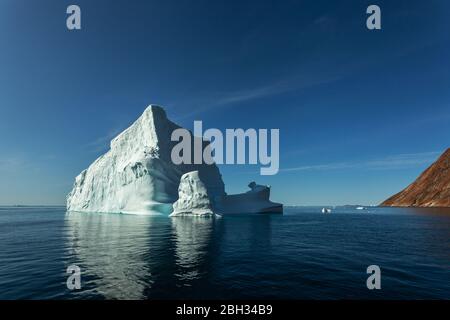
[381,148,450,207]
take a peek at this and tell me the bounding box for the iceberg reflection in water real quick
[171,217,215,283]
[1,206,450,299]
[64,211,218,299]
[65,211,155,299]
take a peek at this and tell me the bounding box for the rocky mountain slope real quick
[381,148,450,207]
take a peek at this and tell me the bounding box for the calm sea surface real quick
[0,206,449,300]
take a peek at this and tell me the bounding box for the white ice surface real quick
[67,105,282,215]
[67,105,225,214]
[170,171,214,217]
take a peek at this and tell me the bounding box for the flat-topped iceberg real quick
[67,105,282,215]
[218,182,283,214]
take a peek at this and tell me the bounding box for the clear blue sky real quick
[0,0,449,205]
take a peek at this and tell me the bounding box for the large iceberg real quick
[67,106,225,214]
[67,105,283,215]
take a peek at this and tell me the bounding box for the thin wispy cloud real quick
[85,128,124,153]
[216,75,341,107]
[281,151,441,173]
[173,73,344,121]
[172,38,419,122]
[0,156,27,172]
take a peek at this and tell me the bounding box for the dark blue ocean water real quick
[0,206,449,300]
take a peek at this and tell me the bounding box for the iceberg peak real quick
[142,104,167,119]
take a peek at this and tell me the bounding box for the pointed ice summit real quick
[67,105,282,215]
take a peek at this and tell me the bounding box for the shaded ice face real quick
[171,121,280,175]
